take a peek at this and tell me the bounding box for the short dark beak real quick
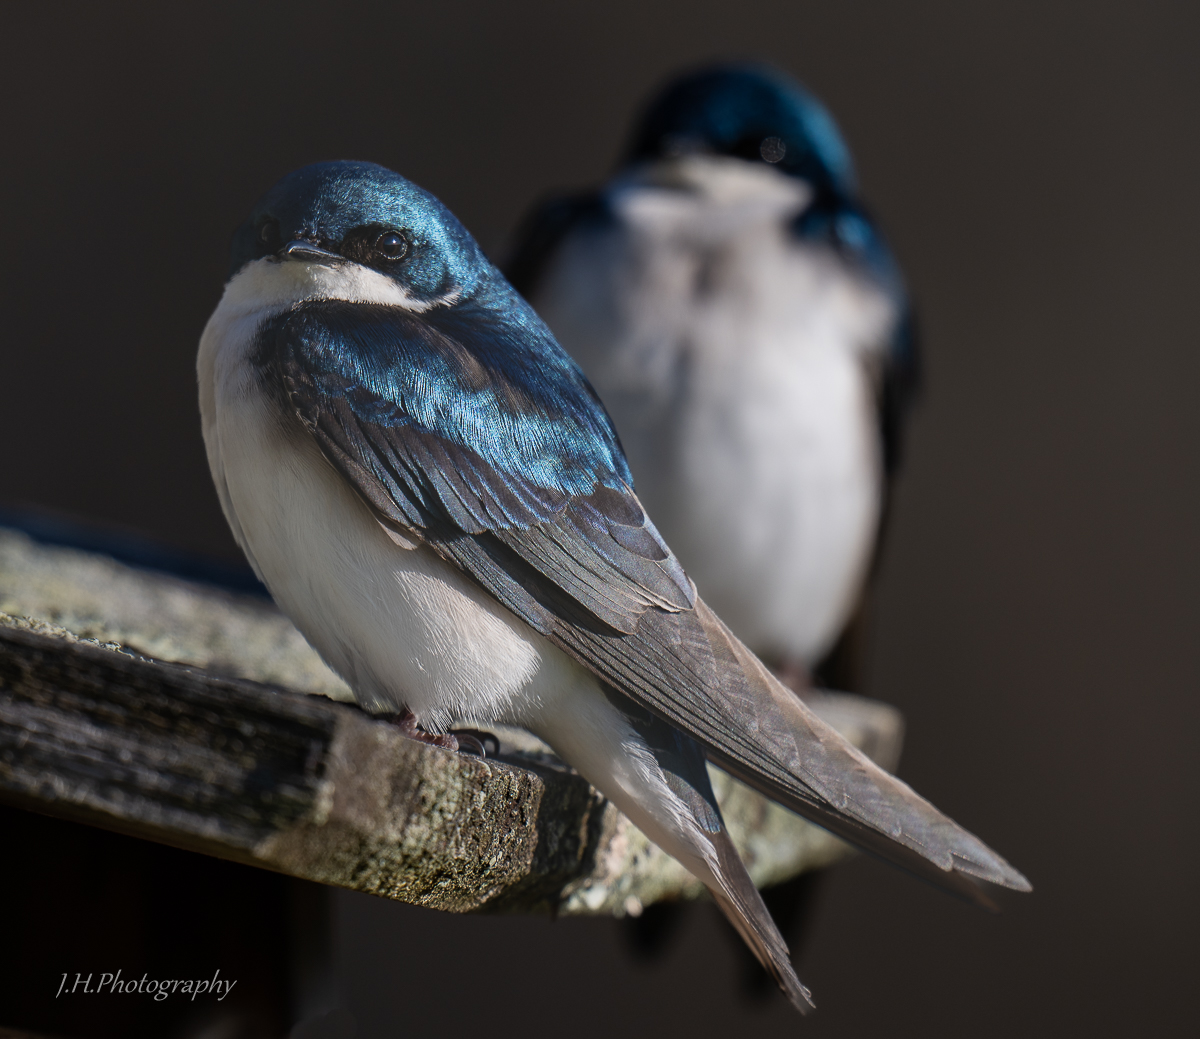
[279,239,342,263]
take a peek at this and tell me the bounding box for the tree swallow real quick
[506,63,919,690]
[198,160,1027,1015]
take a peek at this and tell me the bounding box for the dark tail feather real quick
[618,697,815,1013]
[707,826,815,1014]
[694,600,1032,905]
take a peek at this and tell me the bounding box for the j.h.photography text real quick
[55,969,236,1002]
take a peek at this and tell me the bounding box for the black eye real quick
[760,137,787,163]
[374,230,408,260]
[258,218,280,245]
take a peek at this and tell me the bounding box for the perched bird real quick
[198,160,1028,1015]
[507,64,918,689]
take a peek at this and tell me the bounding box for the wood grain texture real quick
[0,527,904,915]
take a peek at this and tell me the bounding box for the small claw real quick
[454,733,487,757]
[386,709,460,750]
[384,711,502,758]
[448,728,502,758]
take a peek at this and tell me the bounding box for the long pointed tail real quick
[691,600,1031,905]
[538,683,814,1013]
[705,822,814,1013]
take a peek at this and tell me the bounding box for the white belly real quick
[217,396,551,726]
[530,162,895,663]
[197,260,579,729]
[196,256,797,907]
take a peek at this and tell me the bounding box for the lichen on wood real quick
[0,525,904,915]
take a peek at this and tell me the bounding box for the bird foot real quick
[385,710,498,758]
[450,727,502,758]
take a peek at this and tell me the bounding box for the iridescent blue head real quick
[625,63,857,200]
[228,161,488,302]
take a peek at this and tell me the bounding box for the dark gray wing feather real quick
[591,601,1029,900]
[283,336,694,635]
[275,308,1031,907]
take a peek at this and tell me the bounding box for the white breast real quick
[196,260,734,889]
[530,157,897,664]
[198,258,561,729]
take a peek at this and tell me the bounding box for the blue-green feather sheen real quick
[242,161,632,503]
[626,63,857,196]
[231,161,485,298]
[295,291,633,500]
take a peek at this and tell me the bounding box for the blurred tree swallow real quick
[506,64,919,690]
[198,160,1027,1015]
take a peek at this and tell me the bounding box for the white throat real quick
[527,154,897,663]
[215,254,452,323]
[611,155,813,245]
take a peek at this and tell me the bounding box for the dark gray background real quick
[3,2,1198,1035]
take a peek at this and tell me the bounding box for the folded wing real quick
[264,295,1030,905]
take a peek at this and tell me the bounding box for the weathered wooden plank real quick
[0,525,906,915]
[0,621,605,913]
[0,525,352,701]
